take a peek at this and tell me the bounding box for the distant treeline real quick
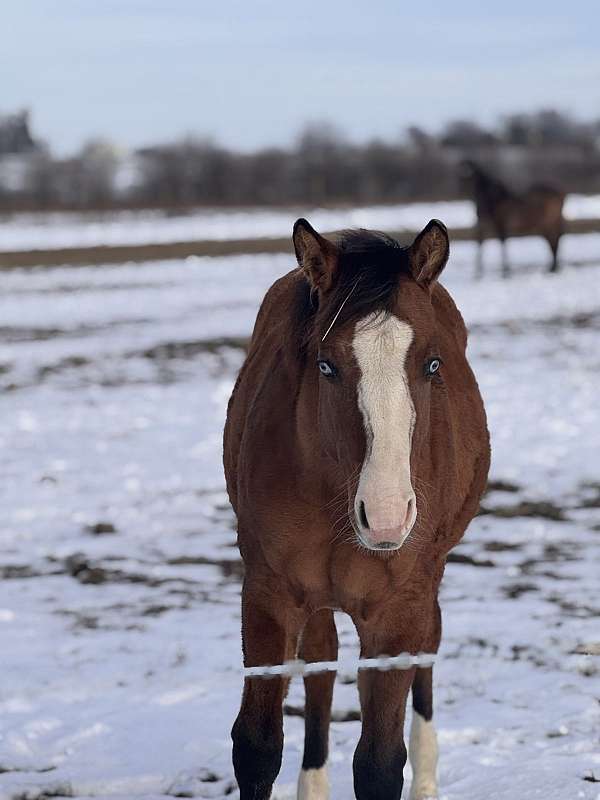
[1,109,600,211]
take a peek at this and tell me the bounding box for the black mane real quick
[293,228,412,350]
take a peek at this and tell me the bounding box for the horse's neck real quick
[473,171,510,211]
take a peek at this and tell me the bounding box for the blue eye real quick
[426,357,441,377]
[318,359,336,378]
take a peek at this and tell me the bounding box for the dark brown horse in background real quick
[461,159,566,278]
[224,218,490,799]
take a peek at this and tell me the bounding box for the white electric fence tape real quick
[243,652,436,679]
[241,648,598,679]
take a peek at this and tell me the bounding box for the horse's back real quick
[500,184,565,234]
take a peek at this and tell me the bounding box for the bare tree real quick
[3,107,600,211]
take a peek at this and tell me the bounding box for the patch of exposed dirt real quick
[138,336,248,361]
[1,336,247,394]
[444,636,500,660]
[166,767,237,797]
[478,500,567,521]
[167,554,244,580]
[471,308,600,336]
[11,784,73,799]
[484,540,524,552]
[0,765,56,775]
[507,644,550,668]
[501,582,539,599]
[546,594,600,619]
[447,552,495,568]
[85,521,117,536]
[0,323,126,343]
[63,553,204,588]
[0,563,62,580]
[485,479,521,494]
[36,355,92,379]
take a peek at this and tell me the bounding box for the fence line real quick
[241,647,600,679]
[243,652,436,679]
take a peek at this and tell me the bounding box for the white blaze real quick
[352,312,416,536]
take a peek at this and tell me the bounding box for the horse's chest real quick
[279,540,421,615]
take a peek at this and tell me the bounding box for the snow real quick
[0,194,598,252]
[0,230,599,799]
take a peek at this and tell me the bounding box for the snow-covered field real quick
[1,232,599,799]
[1,193,600,252]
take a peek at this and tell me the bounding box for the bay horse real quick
[223,218,490,799]
[461,159,566,278]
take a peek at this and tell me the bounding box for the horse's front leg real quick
[351,614,427,800]
[499,232,510,278]
[353,655,414,800]
[475,223,484,279]
[232,577,306,800]
[352,599,440,800]
[298,608,338,799]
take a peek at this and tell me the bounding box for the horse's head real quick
[293,218,449,553]
[457,158,480,189]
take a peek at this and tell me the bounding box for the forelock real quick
[292,229,415,352]
[319,229,411,338]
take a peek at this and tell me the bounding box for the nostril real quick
[358,500,369,530]
[404,497,415,528]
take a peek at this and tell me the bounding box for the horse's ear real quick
[293,218,339,293]
[409,219,449,287]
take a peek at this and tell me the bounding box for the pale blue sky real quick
[3,1,599,154]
